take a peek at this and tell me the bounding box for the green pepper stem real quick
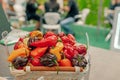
[54,60,59,75]
[57,37,62,42]
[77,56,82,62]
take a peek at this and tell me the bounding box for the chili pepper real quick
[63,44,78,60]
[30,57,42,66]
[30,35,58,47]
[14,41,28,50]
[29,30,43,39]
[14,38,25,50]
[50,42,64,62]
[18,37,24,42]
[67,34,75,41]
[30,47,48,58]
[72,54,87,68]
[76,45,87,55]
[27,37,39,50]
[59,58,72,67]
[40,53,57,67]
[63,49,72,59]
[12,56,28,69]
[61,36,69,45]
[56,42,64,51]
[44,31,57,38]
[58,32,66,38]
[61,34,75,46]
[23,37,29,47]
[8,48,30,62]
[67,34,76,45]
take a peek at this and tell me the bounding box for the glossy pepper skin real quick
[14,41,28,50]
[61,34,75,46]
[30,35,58,47]
[14,38,25,50]
[8,48,30,62]
[40,53,57,67]
[30,47,48,58]
[12,56,28,69]
[59,58,72,67]
[30,57,42,66]
[63,44,78,60]
[50,42,64,62]
[44,31,57,38]
[29,30,43,40]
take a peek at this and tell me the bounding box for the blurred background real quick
[23,0,112,49]
[0,0,117,50]
[0,0,115,50]
[37,0,111,28]
[0,0,120,79]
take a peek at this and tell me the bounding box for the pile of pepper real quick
[7,31,88,70]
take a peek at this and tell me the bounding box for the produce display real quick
[7,31,88,72]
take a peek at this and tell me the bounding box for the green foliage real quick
[37,0,47,4]
[76,0,111,28]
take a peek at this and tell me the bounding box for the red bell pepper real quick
[67,34,75,41]
[76,45,87,55]
[14,38,24,50]
[30,57,42,66]
[67,34,75,45]
[63,44,78,60]
[61,34,75,46]
[30,47,48,58]
[61,36,69,44]
[44,31,57,38]
[58,32,66,38]
[30,35,58,47]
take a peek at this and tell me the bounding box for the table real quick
[0,45,120,80]
[89,46,120,80]
[0,44,14,77]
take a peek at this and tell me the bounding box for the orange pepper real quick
[30,47,48,58]
[29,30,43,39]
[59,58,72,67]
[8,48,30,62]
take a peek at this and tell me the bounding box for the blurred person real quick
[26,0,41,30]
[60,0,79,35]
[44,0,60,13]
[106,0,120,26]
[105,0,120,41]
[39,0,60,24]
[15,0,26,5]
[13,0,27,26]
[110,0,120,11]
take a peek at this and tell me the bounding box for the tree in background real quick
[76,0,111,28]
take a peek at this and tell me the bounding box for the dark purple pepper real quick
[40,53,57,67]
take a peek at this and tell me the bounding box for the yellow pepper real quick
[50,42,64,62]
[8,48,30,62]
[29,30,43,39]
